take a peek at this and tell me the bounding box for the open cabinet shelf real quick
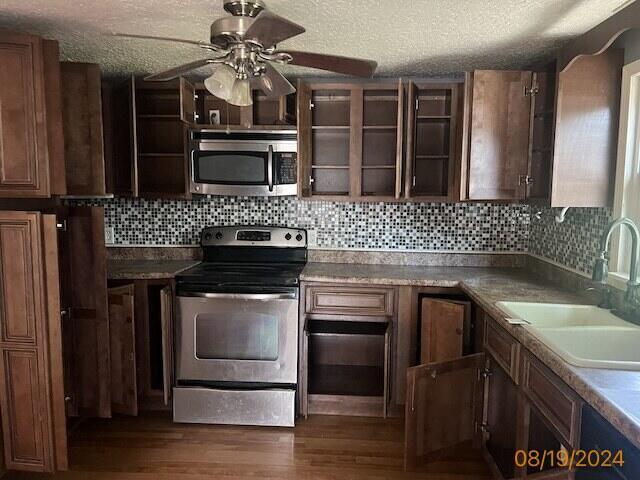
[298,81,404,200]
[405,82,461,200]
[304,318,390,418]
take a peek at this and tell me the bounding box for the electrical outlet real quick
[105,226,115,245]
[307,229,317,247]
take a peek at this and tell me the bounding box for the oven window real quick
[194,153,267,184]
[195,312,278,361]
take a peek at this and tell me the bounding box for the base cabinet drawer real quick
[521,351,582,447]
[305,285,395,317]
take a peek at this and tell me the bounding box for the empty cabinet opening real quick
[310,90,352,196]
[253,92,280,125]
[147,285,165,392]
[363,89,398,126]
[307,319,390,417]
[417,293,475,366]
[136,90,181,116]
[526,407,563,476]
[312,90,350,126]
[196,92,242,126]
[417,90,451,117]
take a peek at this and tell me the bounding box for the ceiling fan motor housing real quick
[223,0,265,17]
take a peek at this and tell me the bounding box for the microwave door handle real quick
[268,145,274,192]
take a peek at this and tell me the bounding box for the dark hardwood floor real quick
[5,413,491,479]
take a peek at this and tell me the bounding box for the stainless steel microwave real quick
[189,129,298,196]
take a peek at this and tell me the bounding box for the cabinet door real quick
[60,62,106,196]
[483,355,519,480]
[420,298,469,364]
[404,352,484,471]
[0,212,67,472]
[179,78,196,124]
[551,49,623,207]
[160,285,173,406]
[467,70,532,200]
[108,285,137,416]
[296,80,312,198]
[60,206,111,417]
[0,33,51,197]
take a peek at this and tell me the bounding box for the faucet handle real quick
[587,284,613,310]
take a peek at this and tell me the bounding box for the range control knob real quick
[203,232,212,241]
[296,233,303,242]
[215,231,223,240]
[285,233,292,240]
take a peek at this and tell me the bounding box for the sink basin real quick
[496,302,632,328]
[495,301,640,371]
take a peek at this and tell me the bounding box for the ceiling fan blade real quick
[252,63,296,97]
[113,33,223,51]
[144,58,215,81]
[284,50,377,78]
[243,11,305,48]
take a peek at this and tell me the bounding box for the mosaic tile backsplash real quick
[529,207,612,275]
[77,197,531,252]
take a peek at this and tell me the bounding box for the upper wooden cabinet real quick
[550,50,623,207]
[60,62,107,196]
[104,77,195,199]
[0,33,65,198]
[297,81,405,200]
[193,85,295,128]
[461,48,623,206]
[462,70,532,201]
[405,82,462,201]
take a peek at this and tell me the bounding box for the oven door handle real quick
[267,145,274,192]
[179,292,297,300]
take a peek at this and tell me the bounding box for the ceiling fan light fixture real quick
[228,78,253,107]
[204,64,236,100]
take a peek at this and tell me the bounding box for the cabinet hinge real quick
[56,220,67,231]
[309,176,315,184]
[481,368,492,379]
[412,176,416,187]
[524,85,539,97]
[518,175,534,186]
[415,98,419,111]
[309,101,314,110]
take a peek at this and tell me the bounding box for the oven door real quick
[176,289,298,385]
[191,141,275,196]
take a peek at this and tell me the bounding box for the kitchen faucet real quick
[592,217,640,318]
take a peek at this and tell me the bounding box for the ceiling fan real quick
[114,0,377,107]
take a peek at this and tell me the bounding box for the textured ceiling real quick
[0,0,629,79]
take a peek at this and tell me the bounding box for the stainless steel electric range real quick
[173,225,307,427]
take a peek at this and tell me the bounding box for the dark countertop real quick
[301,262,640,449]
[107,260,199,280]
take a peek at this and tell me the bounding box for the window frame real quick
[610,58,640,290]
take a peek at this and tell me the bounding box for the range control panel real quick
[201,226,307,248]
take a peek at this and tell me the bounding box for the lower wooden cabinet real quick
[483,354,519,479]
[405,304,583,479]
[300,283,396,418]
[0,211,67,472]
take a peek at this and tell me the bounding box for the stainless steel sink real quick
[495,301,640,371]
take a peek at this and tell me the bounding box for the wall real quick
[528,207,611,275]
[79,197,530,252]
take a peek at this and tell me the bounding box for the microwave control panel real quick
[276,153,297,184]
